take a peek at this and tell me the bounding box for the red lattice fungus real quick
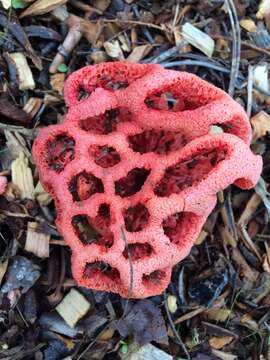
[33,62,262,298]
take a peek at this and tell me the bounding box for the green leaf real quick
[119,341,128,354]
[57,63,68,73]
[11,0,27,9]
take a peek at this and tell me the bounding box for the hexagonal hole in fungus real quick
[89,145,121,168]
[142,270,166,286]
[72,204,113,248]
[128,129,187,154]
[154,147,227,197]
[69,171,104,201]
[144,89,209,111]
[80,108,132,134]
[115,168,151,198]
[83,261,120,282]
[47,134,75,172]
[77,85,89,101]
[123,243,153,261]
[123,203,150,232]
[162,212,199,247]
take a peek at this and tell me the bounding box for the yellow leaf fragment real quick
[56,289,91,328]
[240,19,257,32]
[167,295,178,313]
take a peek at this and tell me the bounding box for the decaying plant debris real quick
[0,0,270,359]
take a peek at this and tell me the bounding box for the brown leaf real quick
[0,93,31,125]
[251,111,270,141]
[209,336,234,350]
[50,73,65,94]
[20,0,67,18]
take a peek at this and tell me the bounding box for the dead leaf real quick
[34,181,52,206]
[20,0,67,18]
[1,256,40,294]
[116,299,168,345]
[120,343,172,360]
[0,93,31,125]
[251,111,270,141]
[212,349,237,360]
[104,40,124,60]
[206,308,232,322]
[209,336,233,350]
[50,73,65,94]
[127,44,153,63]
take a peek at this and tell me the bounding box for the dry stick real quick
[121,227,134,317]
[224,0,241,97]
[150,39,188,64]
[161,59,270,97]
[246,65,254,118]
[89,18,165,31]
[163,291,191,360]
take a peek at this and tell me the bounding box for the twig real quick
[246,65,254,118]
[132,4,154,44]
[161,60,270,97]
[224,0,241,97]
[163,291,191,360]
[90,18,165,31]
[121,227,134,316]
[150,39,188,64]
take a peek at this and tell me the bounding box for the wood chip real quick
[237,192,261,226]
[251,111,270,141]
[20,0,67,18]
[23,97,43,119]
[25,222,50,258]
[240,19,257,32]
[182,22,215,57]
[104,40,124,60]
[210,336,234,350]
[253,63,269,101]
[11,152,34,199]
[56,289,91,328]
[9,53,35,91]
[0,260,8,285]
[34,181,52,206]
[127,44,153,63]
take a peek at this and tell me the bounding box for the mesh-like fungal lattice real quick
[33,62,262,298]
